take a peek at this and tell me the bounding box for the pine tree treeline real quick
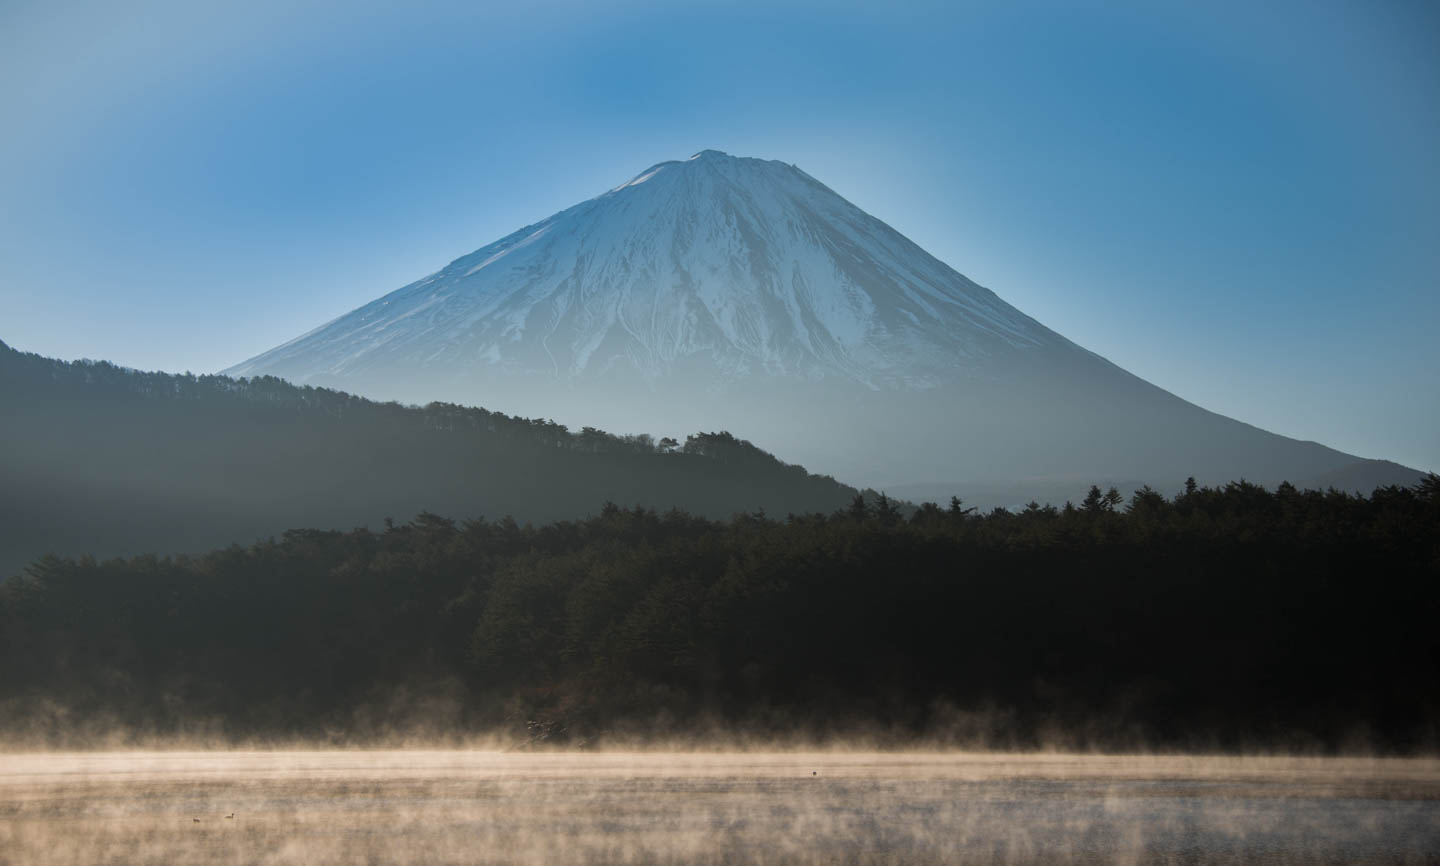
[3,475,1436,751]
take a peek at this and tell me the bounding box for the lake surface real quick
[1,750,1436,864]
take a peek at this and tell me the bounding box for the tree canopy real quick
[3,475,1435,752]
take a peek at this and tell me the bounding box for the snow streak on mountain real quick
[227,150,1075,389]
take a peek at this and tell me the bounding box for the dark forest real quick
[4,475,1436,752]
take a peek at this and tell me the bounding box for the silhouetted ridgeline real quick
[3,478,1436,751]
[0,339,858,578]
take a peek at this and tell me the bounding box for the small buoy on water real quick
[812,771,817,776]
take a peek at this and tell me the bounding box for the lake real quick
[1,750,1436,864]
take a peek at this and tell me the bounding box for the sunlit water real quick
[0,751,1435,864]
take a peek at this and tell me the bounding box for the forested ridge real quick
[3,477,1436,752]
[0,339,858,577]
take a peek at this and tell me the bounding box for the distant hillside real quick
[0,340,858,578]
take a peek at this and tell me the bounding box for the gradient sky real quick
[2,0,1437,471]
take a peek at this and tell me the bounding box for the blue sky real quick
[2,0,1437,471]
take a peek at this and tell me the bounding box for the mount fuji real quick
[225,150,1416,499]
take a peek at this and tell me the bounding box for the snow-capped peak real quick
[225,150,1072,389]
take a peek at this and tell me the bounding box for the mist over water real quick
[1,749,1435,865]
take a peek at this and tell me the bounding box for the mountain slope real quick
[225,151,1420,495]
[0,339,858,579]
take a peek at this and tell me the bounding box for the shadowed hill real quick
[0,340,858,578]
